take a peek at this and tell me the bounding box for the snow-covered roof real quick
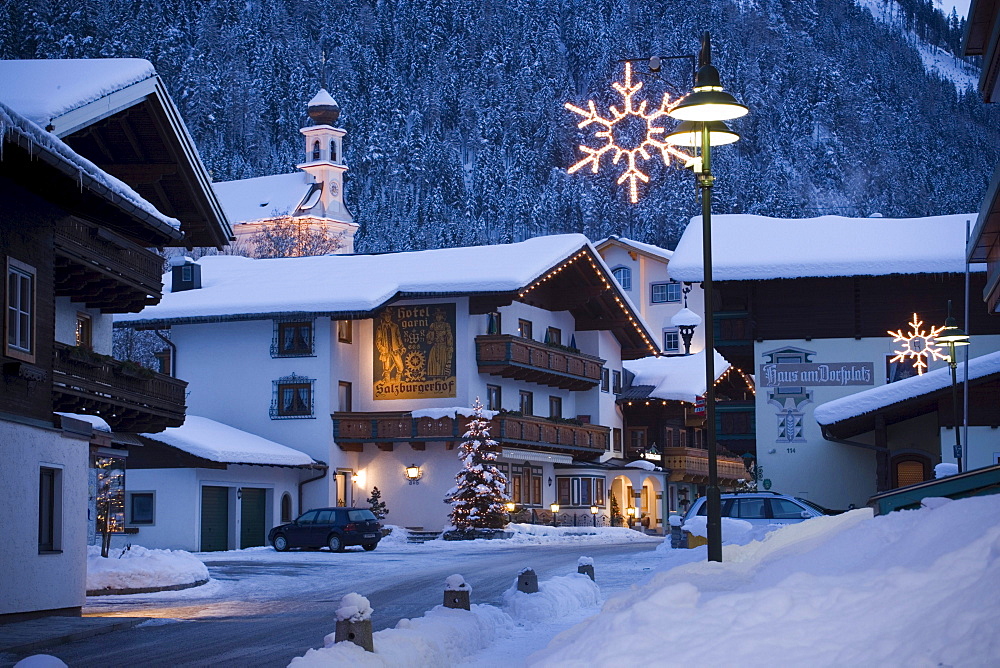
[596,236,673,262]
[623,350,730,403]
[118,234,617,323]
[814,351,1000,426]
[0,58,156,126]
[140,415,317,467]
[56,412,112,433]
[213,172,313,224]
[668,214,983,282]
[0,100,182,234]
[308,88,338,108]
[670,307,702,327]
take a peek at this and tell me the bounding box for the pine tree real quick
[445,398,508,531]
[611,494,623,527]
[366,486,388,520]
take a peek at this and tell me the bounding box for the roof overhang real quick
[964,0,1000,101]
[50,73,233,248]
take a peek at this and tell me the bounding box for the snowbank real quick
[530,497,1000,666]
[86,545,209,592]
[290,572,599,666]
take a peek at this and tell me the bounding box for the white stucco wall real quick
[54,297,112,354]
[755,334,1000,508]
[0,420,88,616]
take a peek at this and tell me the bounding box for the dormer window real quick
[312,140,321,161]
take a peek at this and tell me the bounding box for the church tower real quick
[297,89,353,230]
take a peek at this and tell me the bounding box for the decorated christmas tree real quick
[366,486,388,520]
[445,398,508,531]
[611,495,623,527]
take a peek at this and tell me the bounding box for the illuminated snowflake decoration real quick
[565,62,695,203]
[887,313,949,375]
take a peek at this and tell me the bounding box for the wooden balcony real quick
[661,447,747,486]
[53,216,164,313]
[333,411,608,459]
[52,342,187,432]
[475,335,604,390]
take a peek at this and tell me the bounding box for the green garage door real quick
[201,486,229,552]
[240,488,267,548]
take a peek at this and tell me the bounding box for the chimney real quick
[169,256,201,292]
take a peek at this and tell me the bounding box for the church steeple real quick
[297,88,352,229]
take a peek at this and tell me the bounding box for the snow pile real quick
[503,524,658,544]
[86,544,208,592]
[55,412,111,432]
[336,593,373,622]
[502,573,600,622]
[444,574,470,592]
[935,462,959,478]
[679,515,759,545]
[13,656,67,668]
[290,571,599,666]
[577,556,593,567]
[624,459,657,471]
[377,525,410,547]
[530,496,1000,667]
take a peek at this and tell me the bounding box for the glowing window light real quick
[888,313,948,375]
[565,62,695,203]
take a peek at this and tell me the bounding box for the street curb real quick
[86,578,209,596]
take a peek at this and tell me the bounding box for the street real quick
[22,540,662,667]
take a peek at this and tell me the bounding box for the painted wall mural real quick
[374,303,456,400]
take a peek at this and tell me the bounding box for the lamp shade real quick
[665,120,740,147]
[938,317,970,345]
[668,65,748,122]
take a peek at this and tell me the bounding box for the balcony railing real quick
[52,342,187,432]
[53,217,164,312]
[332,411,608,458]
[475,335,604,390]
[661,447,746,485]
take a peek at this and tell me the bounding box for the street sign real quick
[694,395,705,414]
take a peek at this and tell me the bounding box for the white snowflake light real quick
[888,313,949,375]
[565,62,695,203]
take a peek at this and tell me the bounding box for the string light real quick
[888,313,948,375]
[565,62,696,203]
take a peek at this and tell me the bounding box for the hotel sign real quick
[759,362,874,388]
[374,303,456,400]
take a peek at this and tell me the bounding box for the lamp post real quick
[550,503,560,527]
[666,32,747,563]
[938,300,970,472]
[590,505,599,527]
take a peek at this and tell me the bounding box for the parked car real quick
[269,507,382,552]
[682,491,827,528]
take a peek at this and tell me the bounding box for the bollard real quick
[443,574,471,610]
[334,593,374,652]
[517,568,539,593]
[577,556,595,581]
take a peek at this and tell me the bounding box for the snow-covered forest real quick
[2,0,996,250]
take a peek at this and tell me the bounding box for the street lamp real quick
[550,503,560,527]
[937,300,970,472]
[666,32,747,564]
[590,505,599,527]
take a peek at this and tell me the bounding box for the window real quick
[273,320,314,357]
[663,329,680,353]
[549,395,562,419]
[312,140,321,160]
[281,493,293,523]
[337,319,353,343]
[545,327,561,346]
[721,411,752,435]
[6,258,35,361]
[487,384,502,411]
[271,375,315,419]
[612,266,632,290]
[612,370,622,393]
[613,428,622,453]
[594,478,606,506]
[601,368,610,393]
[580,478,593,505]
[487,311,502,335]
[519,390,534,415]
[518,319,533,340]
[154,348,172,375]
[38,467,61,552]
[770,498,807,520]
[734,498,767,519]
[628,428,646,452]
[557,478,571,505]
[651,281,682,303]
[329,140,337,162]
[511,464,542,505]
[127,492,155,525]
[75,312,92,348]
[338,381,352,412]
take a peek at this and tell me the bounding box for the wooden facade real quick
[476,334,604,390]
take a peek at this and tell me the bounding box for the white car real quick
[682,492,828,528]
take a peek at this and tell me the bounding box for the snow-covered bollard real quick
[443,574,471,610]
[577,556,594,581]
[334,592,374,652]
[517,567,538,594]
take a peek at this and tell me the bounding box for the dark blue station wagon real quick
[268,507,382,552]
